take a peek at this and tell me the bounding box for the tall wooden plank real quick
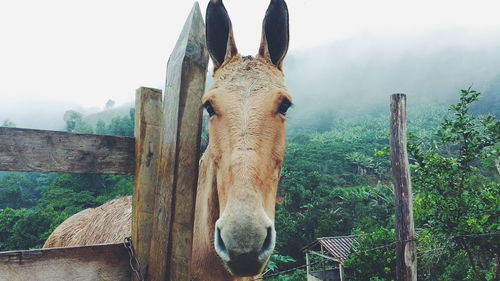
[147,2,208,281]
[390,94,417,281]
[0,127,135,174]
[132,87,163,281]
[0,244,129,281]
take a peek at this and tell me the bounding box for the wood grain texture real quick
[147,3,209,281]
[132,87,163,281]
[390,94,417,281]
[0,127,135,174]
[0,243,130,281]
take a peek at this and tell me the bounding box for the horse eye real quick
[203,101,216,117]
[277,99,292,116]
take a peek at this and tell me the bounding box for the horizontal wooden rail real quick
[0,243,130,281]
[0,127,135,174]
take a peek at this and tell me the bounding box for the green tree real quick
[73,121,94,134]
[1,119,16,127]
[0,208,66,250]
[63,110,83,132]
[344,227,396,281]
[63,110,93,133]
[0,184,22,209]
[0,208,25,250]
[8,208,61,249]
[265,251,306,281]
[95,119,107,134]
[0,173,40,208]
[105,99,115,110]
[38,186,97,215]
[106,110,134,137]
[409,88,500,281]
[417,229,470,281]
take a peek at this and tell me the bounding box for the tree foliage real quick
[343,89,499,281]
[344,227,396,281]
[1,119,16,127]
[409,88,500,281]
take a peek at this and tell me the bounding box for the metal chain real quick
[123,236,145,281]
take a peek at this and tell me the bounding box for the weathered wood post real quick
[390,94,417,281]
[147,2,208,281]
[132,87,163,281]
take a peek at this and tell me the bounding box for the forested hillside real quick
[0,87,498,280]
[0,112,135,249]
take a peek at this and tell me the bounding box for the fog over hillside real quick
[284,28,500,122]
[1,28,499,130]
[0,100,98,131]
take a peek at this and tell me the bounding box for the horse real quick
[44,0,291,280]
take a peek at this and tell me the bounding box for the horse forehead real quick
[212,57,285,94]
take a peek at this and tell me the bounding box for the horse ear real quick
[259,0,289,70]
[206,0,238,70]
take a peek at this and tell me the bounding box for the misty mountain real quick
[284,28,500,124]
[1,28,498,131]
[83,102,134,128]
[0,100,99,131]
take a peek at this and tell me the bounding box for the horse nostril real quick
[217,227,226,251]
[258,227,275,261]
[215,227,230,262]
[262,227,272,251]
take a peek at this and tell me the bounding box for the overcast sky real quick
[1,0,499,109]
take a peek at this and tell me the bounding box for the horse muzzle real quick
[214,213,275,276]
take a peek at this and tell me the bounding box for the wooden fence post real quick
[147,2,208,281]
[132,87,163,281]
[390,94,417,281]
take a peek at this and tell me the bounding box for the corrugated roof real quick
[303,236,358,263]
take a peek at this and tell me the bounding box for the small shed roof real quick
[303,236,358,263]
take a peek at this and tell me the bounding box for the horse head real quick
[202,0,291,276]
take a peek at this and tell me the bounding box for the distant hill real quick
[0,100,95,131]
[284,28,500,123]
[2,28,499,131]
[83,102,134,127]
[472,76,500,117]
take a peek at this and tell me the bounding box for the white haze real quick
[0,0,499,130]
[285,28,500,121]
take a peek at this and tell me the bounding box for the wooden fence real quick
[0,2,208,281]
[0,3,420,281]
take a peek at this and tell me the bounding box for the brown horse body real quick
[44,1,291,280]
